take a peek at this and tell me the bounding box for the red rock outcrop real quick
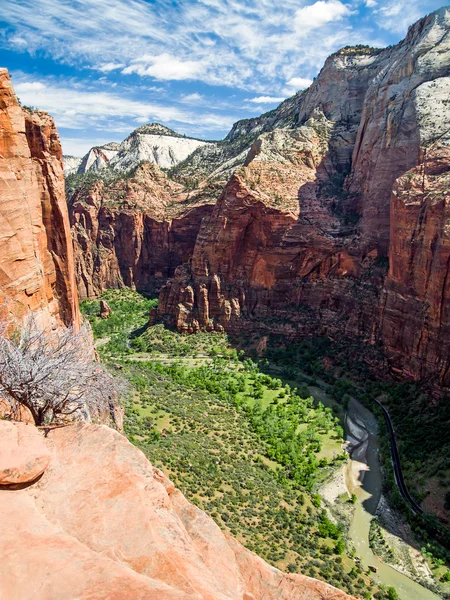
[69,163,216,298]
[0,68,80,330]
[0,421,354,600]
[0,421,51,485]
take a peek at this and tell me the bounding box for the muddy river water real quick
[345,398,440,600]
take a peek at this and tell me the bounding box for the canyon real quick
[2,6,450,599]
[67,8,450,388]
[0,68,356,600]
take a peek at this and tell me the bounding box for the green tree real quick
[387,587,398,600]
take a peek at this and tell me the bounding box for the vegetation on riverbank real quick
[369,519,397,563]
[261,334,450,597]
[80,289,394,599]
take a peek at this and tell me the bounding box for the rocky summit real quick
[64,123,213,175]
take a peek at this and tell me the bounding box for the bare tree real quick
[0,315,123,426]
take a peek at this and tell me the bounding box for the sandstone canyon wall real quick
[157,8,450,387]
[0,68,80,330]
[69,163,216,298]
[67,9,450,387]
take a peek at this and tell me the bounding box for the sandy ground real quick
[320,464,349,505]
[376,494,436,586]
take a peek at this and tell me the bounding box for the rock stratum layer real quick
[0,421,353,600]
[0,68,80,330]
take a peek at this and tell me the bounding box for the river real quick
[345,398,440,600]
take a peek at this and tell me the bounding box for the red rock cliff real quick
[69,163,215,298]
[0,68,80,329]
[158,9,450,387]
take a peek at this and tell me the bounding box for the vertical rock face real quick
[348,9,450,255]
[69,164,215,299]
[0,68,80,329]
[382,147,450,385]
[158,8,450,387]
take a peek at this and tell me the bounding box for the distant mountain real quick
[62,155,83,176]
[77,142,121,173]
[63,124,212,176]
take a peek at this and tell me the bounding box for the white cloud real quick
[123,54,205,81]
[294,0,352,32]
[247,96,285,104]
[98,62,125,72]
[372,0,440,34]
[365,0,377,7]
[378,2,402,16]
[12,73,237,138]
[14,77,192,129]
[9,36,28,47]
[285,77,313,91]
[14,81,46,92]
[0,0,370,94]
[196,113,235,129]
[180,92,204,104]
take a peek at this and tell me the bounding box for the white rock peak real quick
[64,123,211,175]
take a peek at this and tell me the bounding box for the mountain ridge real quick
[65,7,450,389]
[63,122,214,176]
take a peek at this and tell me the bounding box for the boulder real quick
[99,299,112,319]
[0,421,51,485]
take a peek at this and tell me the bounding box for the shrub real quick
[0,315,123,425]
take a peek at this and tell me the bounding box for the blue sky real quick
[0,0,445,156]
